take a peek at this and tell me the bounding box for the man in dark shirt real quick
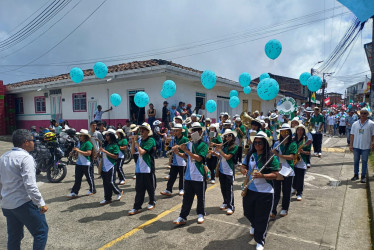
[162,101,170,129]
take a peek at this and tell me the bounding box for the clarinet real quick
[241,135,290,197]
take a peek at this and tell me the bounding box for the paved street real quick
[0,136,371,250]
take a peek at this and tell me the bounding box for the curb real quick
[367,158,374,248]
[0,135,12,142]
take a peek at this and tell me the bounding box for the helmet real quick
[44,132,56,141]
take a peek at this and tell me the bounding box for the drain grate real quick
[328,181,342,187]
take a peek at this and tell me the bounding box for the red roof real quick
[6,59,205,90]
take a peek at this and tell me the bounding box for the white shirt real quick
[339,116,346,127]
[327,116,335,126]
[351,119,374,150]
[94,110,104,121]
[0,148,45,209]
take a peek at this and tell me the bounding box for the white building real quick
[6,59,284,131]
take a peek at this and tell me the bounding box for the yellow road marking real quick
[321,147,348,153]
[99,182,219,249]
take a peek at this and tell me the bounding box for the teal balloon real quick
[239,72,251,87]
[70,67,84,83]
[134,91,149,108]
[229,90,239,98]
[93,62,108,79]
[161,80,176,98]
[299,72,311,86]
[265,39,282,60]
[307,75,322,92]
[201,70,217,89]
[206,100,217,113]
[110,93,121,107]
[348,104,352,109]
[229,96,240,108]
[257,78,279,101]
[243,86,251,94]
[259,73,270,82]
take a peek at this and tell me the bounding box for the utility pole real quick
[309,68,313,107]
[321,77,326,110]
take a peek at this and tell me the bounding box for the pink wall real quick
[16,118,184,132]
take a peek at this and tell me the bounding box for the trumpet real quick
[241,135,290,197]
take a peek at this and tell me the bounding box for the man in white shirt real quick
[94,105,113,122]
[0,129,49,249]
[349,108,374,183]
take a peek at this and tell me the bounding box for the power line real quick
[0,0,71,50]
[0,0,108,74]
[0,0,82,59]
[0,8,349,69]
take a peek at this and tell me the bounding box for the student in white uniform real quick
[241,131,279,250]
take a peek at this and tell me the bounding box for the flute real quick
[165,140,191,156]
[241,135,290,197]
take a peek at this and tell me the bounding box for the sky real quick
[0,0,372,96]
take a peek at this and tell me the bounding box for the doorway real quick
[50,95,62,122]
[128,89,145,125]
[88,101,97,127]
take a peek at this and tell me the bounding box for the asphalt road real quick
[0,136,371,250]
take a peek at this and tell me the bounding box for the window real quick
[15,97,24,114]
[73,92,87,112]
[34,96,46,113]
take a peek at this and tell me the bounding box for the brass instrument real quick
[240,111,254,129]
[164,136,172,151]
[293,139,311,165]
[241,135,290,197]
[304,117,314,133]
[243,131,257,155]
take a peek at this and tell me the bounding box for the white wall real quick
[14,74,284,124]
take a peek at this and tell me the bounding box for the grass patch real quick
[370,153,374,172]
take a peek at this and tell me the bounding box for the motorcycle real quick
[31,139,67,183]
[58,128,79,165]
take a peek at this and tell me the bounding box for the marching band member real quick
[203,118,212,143]
[222,119,232,134]
[67,129,96,198]
[303,107,314,168]
[234,118,245,166]
[129,123,157,215]
[206,123,222,184]
[241,131,279,250]
[269,113,281,145]
[99,129,123,205]
[260,120,272,138]
[292,124,311,201]
[310,107,324,158]
[116,129,128,185]
[271,124,297,217]
[160,124,189,196]
[216,129,238,215]
[130,124,140,179]
[173,122,208,225]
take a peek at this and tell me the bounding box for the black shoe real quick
[361,177,366,183]
[351,175,359,181]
